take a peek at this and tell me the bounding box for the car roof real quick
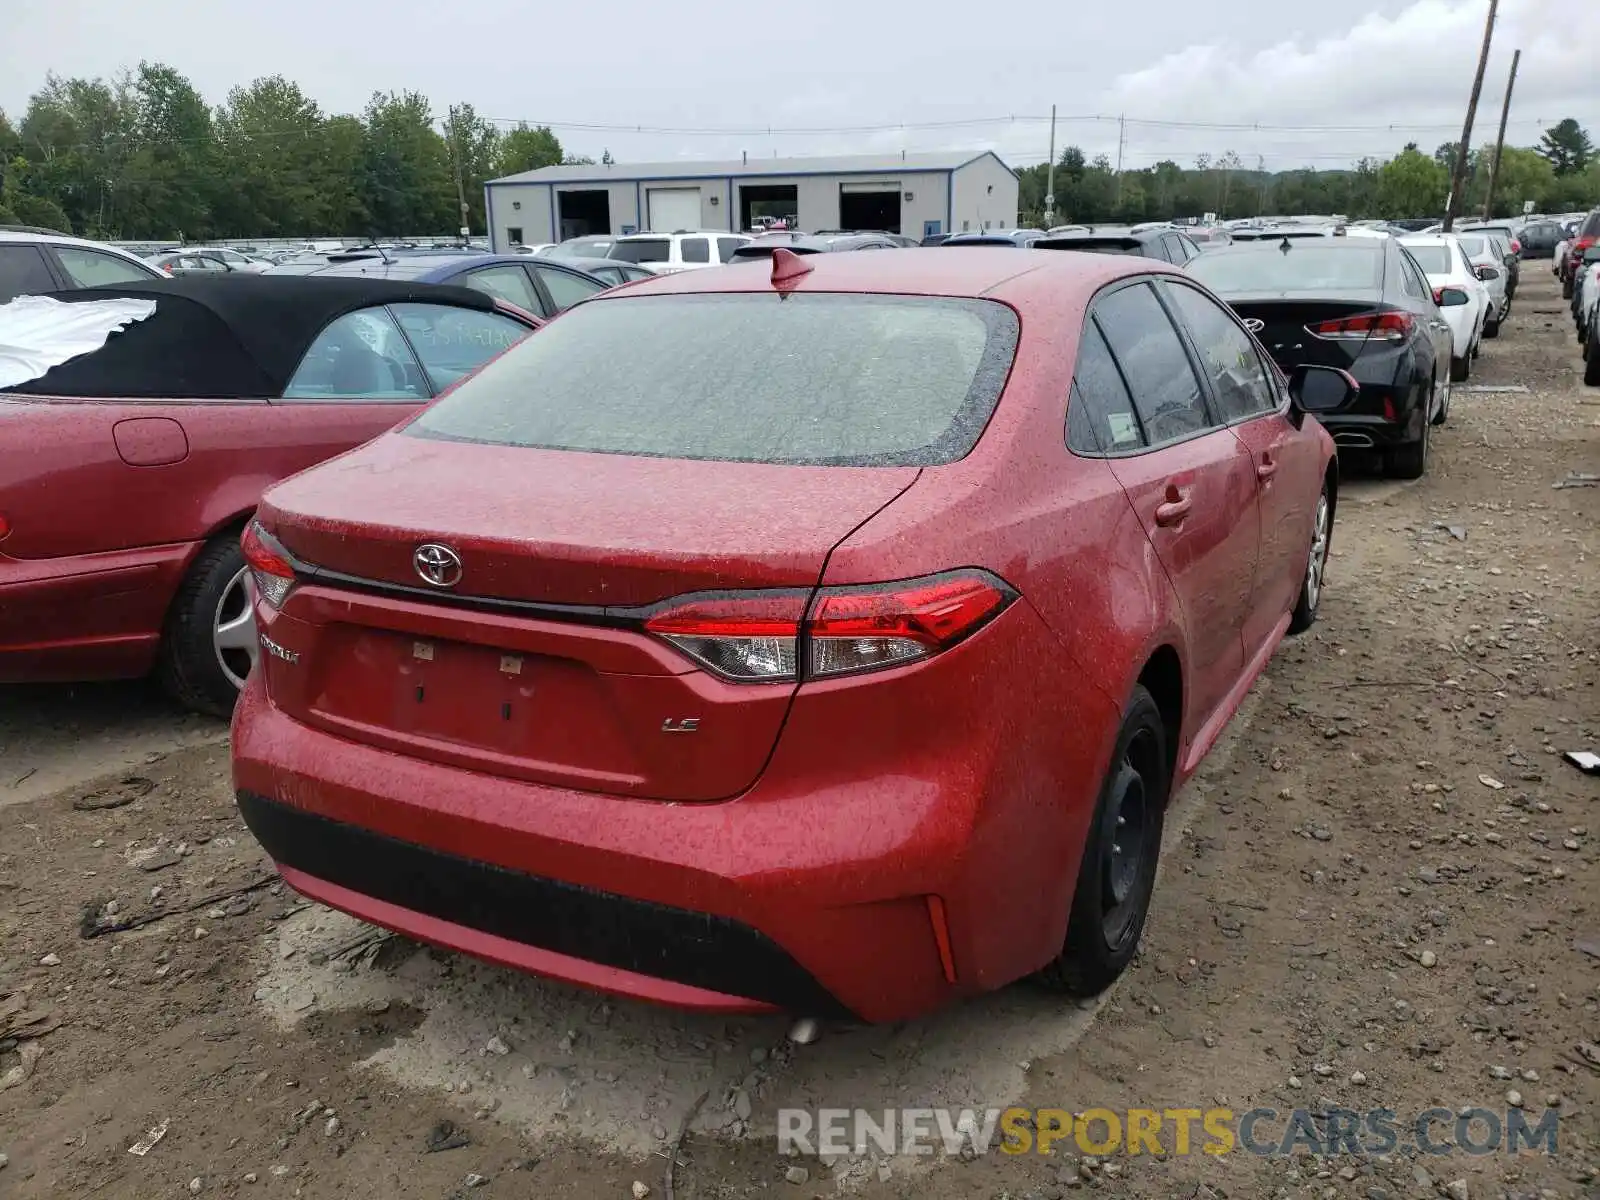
[0,229,162,268]
[593,245,1159,303]
[1197,239,1382,263]
[2,274,507,401]
[308,254,601,283]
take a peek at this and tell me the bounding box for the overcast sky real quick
[3,0,1594,170]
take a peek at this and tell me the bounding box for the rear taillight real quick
[241,520,295,609]
[643,570,1017,683]
[1306,311,1413,342]
[1382,396,1398,423]
[1509,238,1521,254]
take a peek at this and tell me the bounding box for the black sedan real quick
[1186,237,1454,479]
[941,229,1050,247]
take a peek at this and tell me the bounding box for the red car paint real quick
[233,249,1336,1021]
[0,303,538,684]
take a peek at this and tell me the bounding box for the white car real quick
[1401,235,1489,370]
[1450,232,1509,332]
[607,231,753,274]
[512,243,557,256]
[0,228,165,302]
[172,246,274,273]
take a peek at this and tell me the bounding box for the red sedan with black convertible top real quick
[233,247,1347,1022]
[0,276,539,715]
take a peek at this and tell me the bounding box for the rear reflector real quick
[644,570,1017,683]
[1306,311,1413,341]
[241,520,295,609]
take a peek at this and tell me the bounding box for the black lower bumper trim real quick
[236,791,853,1019]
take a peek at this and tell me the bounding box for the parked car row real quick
[1564,207,1600,385]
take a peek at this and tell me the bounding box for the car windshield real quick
[408,292,1019,466]
[1186,246,1381,291]
[608,239,671,263]
[1403,245,1452,273]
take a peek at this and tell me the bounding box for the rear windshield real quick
[1043,239,1141,254]
[1583,211,1600,237]
[552,239,614,258]
[1186,246,1381,291]
[1403,245,1451,273]
[408,293,1019,466]
[1457,236,1488,256]
[608,239,671,263]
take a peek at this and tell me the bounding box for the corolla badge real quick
[1243,318,1266,332]
[413,543,463,588]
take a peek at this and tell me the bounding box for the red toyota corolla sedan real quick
[232,248,1346,1022]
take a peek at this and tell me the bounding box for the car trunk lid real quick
[257,433,919,801]
[1223,293,1392,373]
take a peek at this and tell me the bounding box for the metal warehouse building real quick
[483,151,1018,249]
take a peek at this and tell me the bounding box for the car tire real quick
[1585,332,1600,387]
[1034,685,1168,997]
[1449,354,1470,383]
[157,533,257,719]
[1289,485,1331,633]
[1482,317,1499,340]
[1563,276,1574,300]
[1386,414,1428,480]
[1432,376,1450,426]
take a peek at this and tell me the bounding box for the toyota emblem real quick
[413,543,463,588]
[1243,318,1265,333]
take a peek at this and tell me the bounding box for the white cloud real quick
[1100,0,1599,168]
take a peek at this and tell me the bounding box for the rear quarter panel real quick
[0,396,421,560]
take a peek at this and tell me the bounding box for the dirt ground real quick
[2,271,1596,1200]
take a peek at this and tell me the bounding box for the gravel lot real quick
[1,271,1595,1199]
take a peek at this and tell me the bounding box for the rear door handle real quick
[1154,493,1192,527]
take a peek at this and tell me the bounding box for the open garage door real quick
[557,190,611,239]
[739,184,798,232]
[646,187,702,233]
[839,182,901,234]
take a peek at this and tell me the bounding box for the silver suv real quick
[0,226,165,303]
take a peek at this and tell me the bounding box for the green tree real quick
[120,62,216,238]
[1536,118,1593,176]
[361,90,453,236]
[1376,146,1448,218]
[496,123,563,176]
[214,76,333,236]
[442,102,501,232]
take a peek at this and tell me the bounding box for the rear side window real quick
[1163,283,1276,423]
[1067,321,1144,454]
[54,246,155,287]
[680,238,711,264]
[283,308,429,401]
[532,265,605,311]
[460,265,542,315]
[0,244,58,302]
[716,237,745,262]
[389,303,531,392]
[609,239,670,264]
[409,293,1019,466]
[1092,283,1211,445]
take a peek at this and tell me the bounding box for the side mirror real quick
[1289,363,1358,414]
[1475,264,1500,281]
[1434,287,1470,307]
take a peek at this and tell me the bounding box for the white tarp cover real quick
[0,294,159,389]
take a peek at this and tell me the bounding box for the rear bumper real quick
[230,600,1115,1022]
[0,541,195,682]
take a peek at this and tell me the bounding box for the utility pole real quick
[1258,154,1269,213]
[1044,104,1057,227]
[1443,0,1498,231]
[1114,114,1126,208]
[1481,47,1520,220]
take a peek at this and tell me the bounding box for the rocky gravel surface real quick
[0,272,1594,1199]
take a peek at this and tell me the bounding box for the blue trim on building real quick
[634,181,642,233]
[484,184,496,251]
[952,150,1018,178]
[491,166,955,188]
[548,184,557,242]
[726,177,734,231]
[945,170,953,238]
